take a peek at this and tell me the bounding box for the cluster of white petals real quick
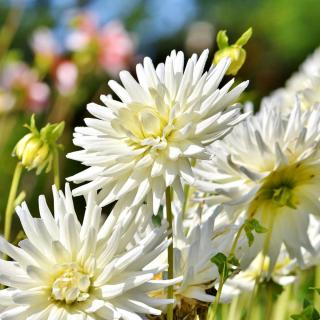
[263,47,320,115]
[171,203,236,304]
[0,185,178,320]
[195,104,320,269]
[223,248,297,298]
[67,49,248,214]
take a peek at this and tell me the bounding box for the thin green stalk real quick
[166,187,174,320]
[247,215,275,320]
[4,162,23,242]
[53,148,60,189]
[265,282,274,320]
[182,183,190,217]
[229,223,245,258]
[182,159,196,218]
[314,265,320,307]
[207,268,226,320]
[227,296,240,320]
[0,4,24,63]
[273,285,290,320]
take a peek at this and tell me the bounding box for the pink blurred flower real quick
[66,12,135,75]
[99,21,135,75]
[0,61,50,112]
[54,60,78,95]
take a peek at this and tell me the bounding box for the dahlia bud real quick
[213,28,252,75]
[13,115,64,174]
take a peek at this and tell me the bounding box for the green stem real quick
[265,282,274,320]
[182,159,196,218]
[227,296,239,320]
[182,183,190,217]
[314,265,320,307]
[0,4,24,63]
[4,162,23,242]
[247,216,275,320]
[229,223,245,258]
[53,148,60,189]
[166,187,174,320]
[207,269,226,320]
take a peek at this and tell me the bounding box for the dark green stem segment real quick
[4,162,23,242]
[166,187,174,320]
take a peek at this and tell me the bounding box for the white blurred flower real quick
[0,184,177,320]
[264,47,320,115]
[195,104,320,270]
[67,49,248,213]
[223,248,297,298]
[0,89,15,113]
[30,27,59,58]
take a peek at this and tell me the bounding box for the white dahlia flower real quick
[67,49,248,213]
[195,104,320,270]
[263,47,320,115]
[0,184,178,320]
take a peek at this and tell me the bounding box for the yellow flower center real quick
[51,264,91,304]
[113,104,174,151]
[248,162,317,217]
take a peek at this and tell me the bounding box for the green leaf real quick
[211,252,228,281]
[216,30,229,49]
[228,255,240,267]
[243,218,268,247]
[152,214,162,227]
[261,279,284,301]
[244,224,255,247]
[291,299,320,320]
[250,218,268,233]
[290,306,320,320]
[211,252,240,282]
[309,287,320,295]
[235,27,253,47]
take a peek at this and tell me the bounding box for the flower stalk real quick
[166,186,174,320]
[4,161,23,242]
[53,148,60,189]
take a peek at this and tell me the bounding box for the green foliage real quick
[261,279,284,301]
[291,299,320,320]
[211,252,240,282]
[243,218,268,247]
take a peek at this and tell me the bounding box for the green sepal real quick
[216,30,229,49]
[235,27,253,47]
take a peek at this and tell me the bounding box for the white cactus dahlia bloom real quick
[0,185,178,320]
[195,104,320,270]
[67,49,248,213]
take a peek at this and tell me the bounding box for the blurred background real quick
[0,0,320,225]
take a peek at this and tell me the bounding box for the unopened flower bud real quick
[213,28,252,76]
[13,115,64,174]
